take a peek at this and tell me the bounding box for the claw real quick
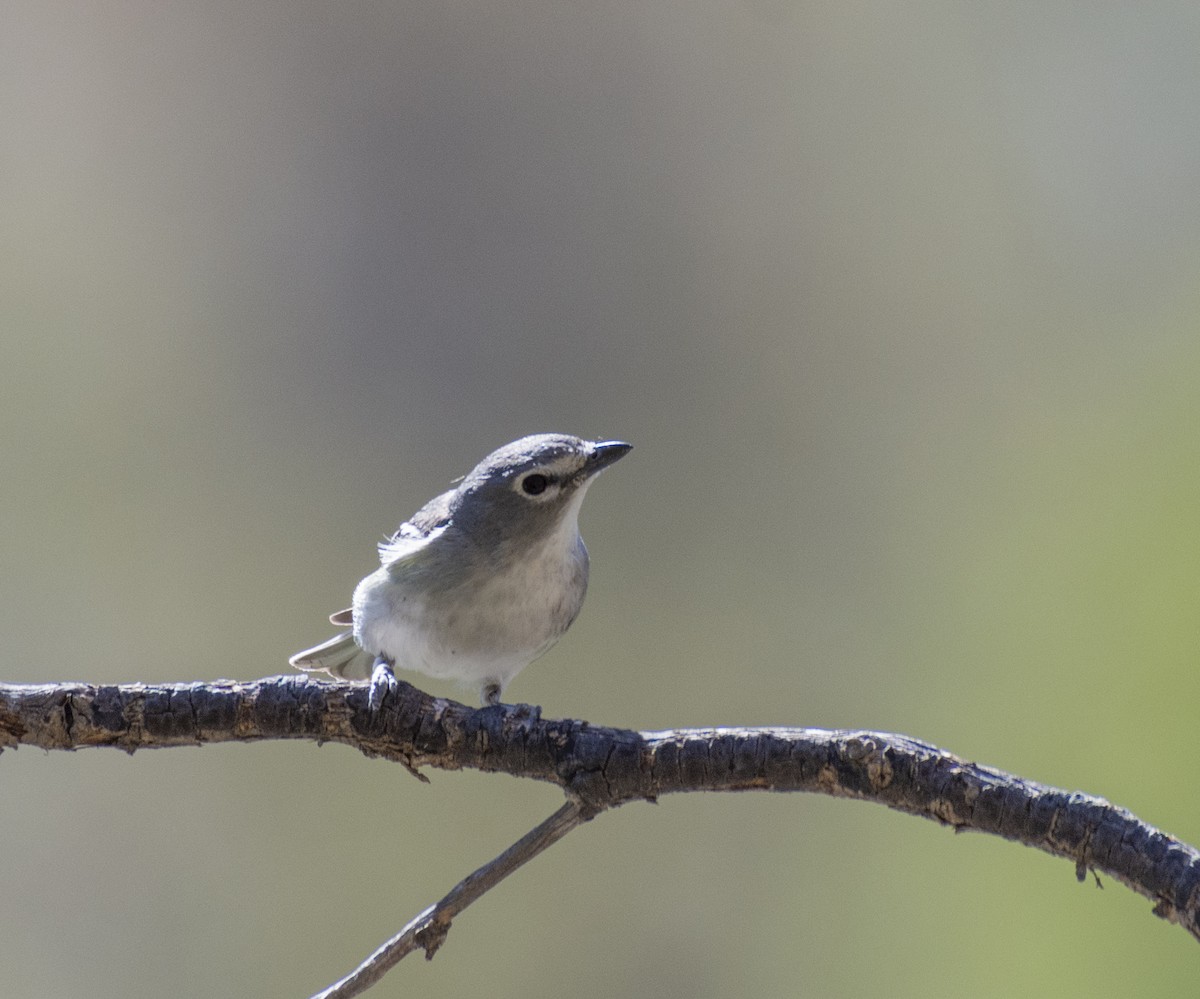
[368,657,399,712]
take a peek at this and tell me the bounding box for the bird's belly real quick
[352,547,586,689]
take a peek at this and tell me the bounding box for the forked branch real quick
[2,675,1197,998]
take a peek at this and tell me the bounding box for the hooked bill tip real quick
[586,440,633,473]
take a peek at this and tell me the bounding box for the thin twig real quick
[310,801,591,999]
[3,676,1200,997]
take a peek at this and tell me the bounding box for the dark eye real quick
[521,473,549,496]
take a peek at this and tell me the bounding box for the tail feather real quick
[289,632,376,679]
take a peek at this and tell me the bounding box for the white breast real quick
[352,514,589,694]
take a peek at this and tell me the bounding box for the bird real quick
[290,433,631,707]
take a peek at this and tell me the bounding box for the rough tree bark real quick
[2,675,1197,998]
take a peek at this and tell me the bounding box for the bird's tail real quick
[289,632,376,679]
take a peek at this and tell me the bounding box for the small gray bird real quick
[290,433,631,706]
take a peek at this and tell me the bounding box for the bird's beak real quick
[584,440,633,476]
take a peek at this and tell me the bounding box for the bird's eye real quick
[521,473,549,496]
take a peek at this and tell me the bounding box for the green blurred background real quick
[4,2,1200,995]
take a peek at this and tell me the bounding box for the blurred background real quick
[4,1,1200,995]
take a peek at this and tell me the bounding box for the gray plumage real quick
[290,433,631,705]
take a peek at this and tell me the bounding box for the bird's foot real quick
[479,682,541,726]
[368,657,399,712]
[506,701,542,725]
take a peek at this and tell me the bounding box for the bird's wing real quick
[294,490,459,677]
[404,488,456,535]
[377,488,455,565]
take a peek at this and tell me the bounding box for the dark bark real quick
[3,674,1197,996]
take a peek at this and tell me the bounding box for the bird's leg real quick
[481,680,502,706]
[368,655,399,712]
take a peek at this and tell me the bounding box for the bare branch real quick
[310,801,590,999]
[3,674,1199,995]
